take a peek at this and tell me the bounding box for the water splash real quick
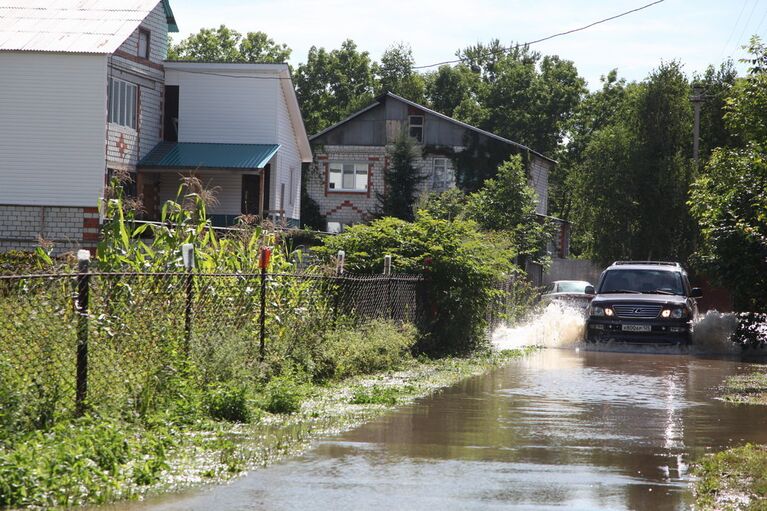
[492,302,586,350]
[690,310,739,354]
[492,305,745,355]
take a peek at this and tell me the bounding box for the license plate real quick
[622,324,651,332]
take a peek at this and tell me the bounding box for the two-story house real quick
[0,0,310,253]
[306,92,556,233]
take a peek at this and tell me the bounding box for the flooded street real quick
[114,347,767,511]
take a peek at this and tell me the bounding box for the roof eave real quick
[162,0,179,32]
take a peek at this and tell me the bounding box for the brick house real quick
[306,92,556,233]
[0,0,310,253]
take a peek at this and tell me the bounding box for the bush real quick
[261,377,306,415]
[205,383,252,423]
[317,214,518,354]
[350,385,401,405]
[321,320,416,380]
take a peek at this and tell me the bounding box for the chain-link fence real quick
[0,268,424,426]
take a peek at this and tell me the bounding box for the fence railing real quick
[0,263,425,421]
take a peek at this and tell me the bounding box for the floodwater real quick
[110,308,767,511]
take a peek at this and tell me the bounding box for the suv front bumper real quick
[586,318,692,344]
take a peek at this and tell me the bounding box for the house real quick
[138,62,312,228]
[306,92,555,232]
[0,1,310,254]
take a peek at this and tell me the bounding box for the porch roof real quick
[138,142,280,171]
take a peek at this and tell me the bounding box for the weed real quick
[350,385,401,406]
[261,377,306,414]
[206,383,252,423]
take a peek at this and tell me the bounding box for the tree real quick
[466,156,551,264]
[424,65,479,118]
[568,62,696,265]
[376,43,426,103]
[378,132,424,221]
[294,40,376,135]
[168,25,291,63]
[689,37,767,310]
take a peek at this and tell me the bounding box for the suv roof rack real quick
[611,261,681,267]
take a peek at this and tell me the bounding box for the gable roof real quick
[0,0,178,54]
[310,91,555,164]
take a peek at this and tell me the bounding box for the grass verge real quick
[692,370,767,511]
[0,347,533,508]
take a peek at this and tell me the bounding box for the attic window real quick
[408,115,424,142]
[138,28,150,60]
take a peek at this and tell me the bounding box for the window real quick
[328,163,368,192]
[431,158,454,190]
[108,78,138,129]
[409,115,424,142]
[138,28,150,60]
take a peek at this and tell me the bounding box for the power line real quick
[732,0,761,58]
[412,0,666,70]
[719,0,750,61]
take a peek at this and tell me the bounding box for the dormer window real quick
[409,115,424,143]
[138,28,150,60]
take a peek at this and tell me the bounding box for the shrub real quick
[317,214,518,354]
[205,383,252,423]
[321,320,416,380]
[261,377,306,415]
[350,385,401,406]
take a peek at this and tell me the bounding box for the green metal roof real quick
[162,0,179,32]
[138,142,280,170]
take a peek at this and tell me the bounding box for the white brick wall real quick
[0,205,91,253]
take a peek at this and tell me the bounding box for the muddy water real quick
[114,349,767,511]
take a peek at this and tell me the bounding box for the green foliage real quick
[295,40,377,135]
[205,383,252,423]
[321,320,416,380]
[417,187,468,221]
[350,385,402,406]
[690,145,767,311]
[378,132,424,221]
[466,156,551,264]
[693,443,767,511]
[261,377,306,415]
[689,39,767,311]
[317,214,517,354]
[424,65,482,118]
[0,250,52,274]
[569,62,697,264]
[376,43,426,102]
[0,418,173,508]
[168,25,291,63]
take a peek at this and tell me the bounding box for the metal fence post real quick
[75,249,90,417]
[259,246,271,362]
[384,255,393,320]
[182,243,195,356]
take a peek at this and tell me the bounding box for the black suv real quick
[585,261,703,345]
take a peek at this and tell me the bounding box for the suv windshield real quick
[557,281,590,293]
[599,269,684,295]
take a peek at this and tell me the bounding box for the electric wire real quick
[732,0,761,58]
[412,0,666,70]
[719,0,750,61]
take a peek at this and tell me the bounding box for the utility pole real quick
[690,84,707,167]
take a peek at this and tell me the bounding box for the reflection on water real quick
[107,350,767,511]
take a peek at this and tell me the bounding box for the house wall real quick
[165,69,279,145]
[156,172,244,217]
[529,155,550,215]
[107,1,168,171]
[0,51,107,252]
[276,83,302,222]
[0,52,108,207]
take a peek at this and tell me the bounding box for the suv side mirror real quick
[690,287,703,299]
[585,285,595,295]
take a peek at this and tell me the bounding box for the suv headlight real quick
[661,308,688,319]
[590,306,605,317]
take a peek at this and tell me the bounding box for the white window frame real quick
[432,158,447,190]
[328,162,369,192]
[108,77,138,130]
[409,115,424,143]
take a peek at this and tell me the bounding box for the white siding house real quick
[0,0,178,252]
[145,62,311,227]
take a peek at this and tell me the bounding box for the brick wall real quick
[307,145,457,228]
[0,205,99,254]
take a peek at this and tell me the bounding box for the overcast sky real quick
[172,0,767,89]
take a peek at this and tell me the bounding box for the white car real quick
[541,280,595,309]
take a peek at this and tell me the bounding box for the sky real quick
[171,0,767,89]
